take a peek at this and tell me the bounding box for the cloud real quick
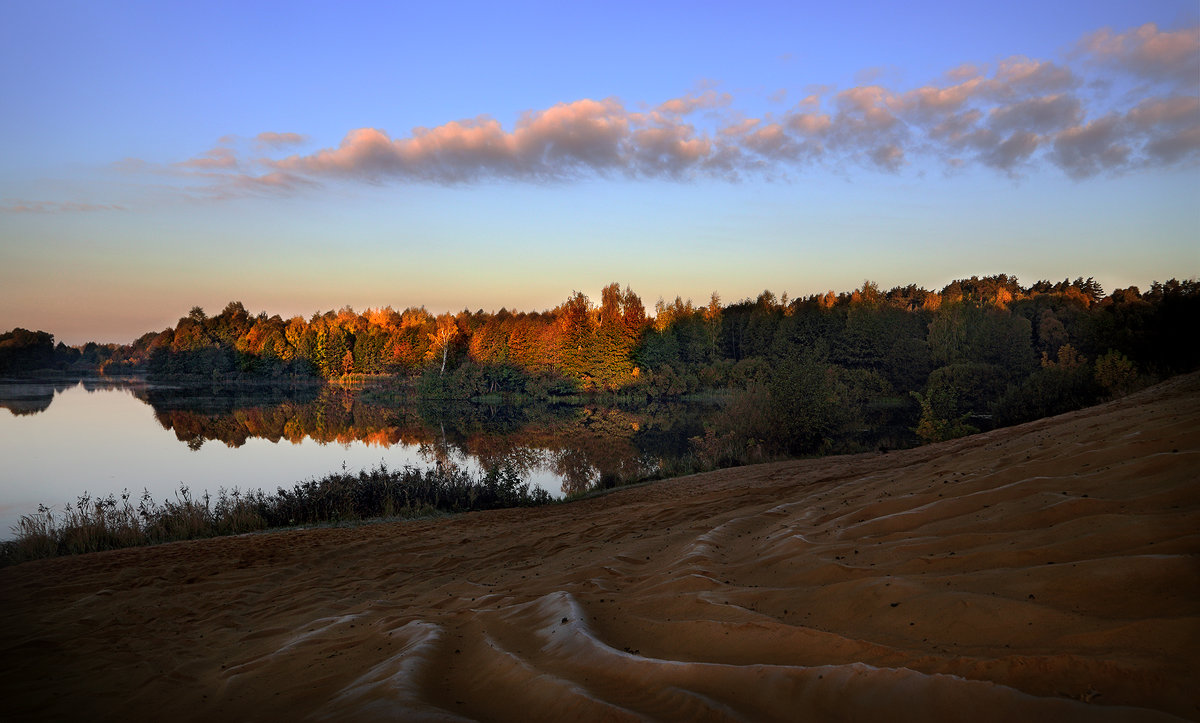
[929,109,987,148]
[786,111,832,135]
[1126,95,1200,165]
[218,171,317,197]
[100,21,1197,201]
[1127,94,1200,129]
[945,63,984,82]
[517,99,632,175]
[868,144,905,171]
[1143,124,1200,164]
[1079,23,1200,83]
[988,94,1082,134]
[173,146,237,170]
[992,57,1077,96]
[981,131,1042,172]
[855,65,899,85]
[900,76,985,120]
[795,94,822,111]
[1,201,126,214]
[655,90,733,116]
[271,98,726,184]
[1050,115,1132,178]
[255,132,308,149]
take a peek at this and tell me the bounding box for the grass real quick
[1,462,551,566]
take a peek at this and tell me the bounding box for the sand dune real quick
[2,374,1198,721]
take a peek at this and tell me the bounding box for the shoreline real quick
[1,373,1197,720]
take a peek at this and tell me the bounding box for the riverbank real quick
[1,373,1196,720]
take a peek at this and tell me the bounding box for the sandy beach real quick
[2,373,1197,721]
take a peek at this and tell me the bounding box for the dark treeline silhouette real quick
[4,275,1198,460]
[0,327,149,375]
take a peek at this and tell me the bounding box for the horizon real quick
[2,1,1198,346]
[5,272,1179,348]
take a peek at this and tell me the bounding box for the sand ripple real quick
[2,374,1198,720]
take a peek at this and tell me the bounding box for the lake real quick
[0,377,717,539]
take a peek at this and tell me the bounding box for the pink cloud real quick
[222,171,316,196]
[992,57,1076,96]
[901,78,982,117]
[835,86,900,120]
[272,98,735,184]
[720,118,761,137]
[516,99,631,173]
[785,112,832,136]
[108,21,1198,199]
[255,132,308,149]
[173,146,237,170]
[656,90,733,116]
[631,126,713,176]
[795,93,823,110]
[739,123,813,161]
[945,63,984,82]
[1126,95,1200,130]
[1079,23,1200,82]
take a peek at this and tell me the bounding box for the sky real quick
[1,0,1197,345]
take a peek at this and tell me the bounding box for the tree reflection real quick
[132,384,713,496]
[0,377,147,416]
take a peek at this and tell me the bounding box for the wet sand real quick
[2,374,1198,721]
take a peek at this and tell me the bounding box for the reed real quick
[2,463,550,566]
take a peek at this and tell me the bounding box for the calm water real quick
[0,378,714,539]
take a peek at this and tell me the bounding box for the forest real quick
[3,275,1198,463]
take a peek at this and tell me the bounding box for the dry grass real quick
[2,463,550,565]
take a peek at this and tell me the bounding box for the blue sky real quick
[1,0,1197,344]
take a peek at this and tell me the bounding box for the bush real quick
[924,362,1008,423]
[1094,349,1138,397]
[992,364,1097,426]
[910,390,977,442]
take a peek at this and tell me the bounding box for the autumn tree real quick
[704,292,722,359]
[427,314,461,375]
[556,291,595,383]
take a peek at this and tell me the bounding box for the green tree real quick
[1094,349,1137,396]
[910,389,977,442]
[761,352,848,455]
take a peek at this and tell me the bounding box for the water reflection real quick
[135,384,712,496]
[0,377,145,416]
[0,384,717,545]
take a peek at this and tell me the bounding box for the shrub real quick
[1094,349,1138,396]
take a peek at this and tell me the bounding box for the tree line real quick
[4,276,1197,458]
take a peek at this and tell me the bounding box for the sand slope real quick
[2,374,1198,721]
